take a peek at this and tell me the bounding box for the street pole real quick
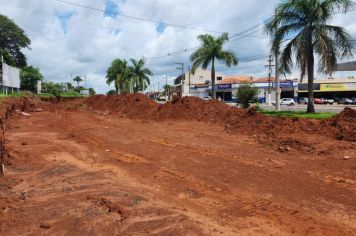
[165,76,168,100]
[265,55,274,105]
[175,63,184,97]
[1,55,5,95]
[275,52,281,111]
[188,66,191,96]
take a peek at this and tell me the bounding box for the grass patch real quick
[259,110,336,119]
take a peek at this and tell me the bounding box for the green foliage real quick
[236,83,258,109]
[42,81,62,98]
[74,86,85,93]
[107,89,117,95]
[89,87,96,96]
[60,91,82,97]
[20,65,43,92]
[0,15,31,68]
[106,59,131,94]
[174,75,183,85]
[265,0,354,113]
[259,110,336,119]
[190,33,238,99]
[106,58,152,94]
[73,75,83,87]
[130,58,152,93]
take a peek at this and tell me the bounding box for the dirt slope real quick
[0,96,355,235]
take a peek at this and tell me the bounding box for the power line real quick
[55,0,225,34]
[0,0,192,43]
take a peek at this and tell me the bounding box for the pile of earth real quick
[0,96,43,121]
[328,107,356,142]
[85,94,158,119]
[83,94,355,143]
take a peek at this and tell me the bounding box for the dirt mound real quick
[0,96,43,120]
[328,108,356,142]
[155,96,245,122]
[85,94,159,119]
[83,95,356,143]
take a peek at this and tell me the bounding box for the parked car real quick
[299,97,308,104]
[321,98,335,105]
[352,98,356,105]
[280,98,295,106]
[157,95,167,101]
[202,96,212,100]
[337,98,353,105]
[314,98,324,104]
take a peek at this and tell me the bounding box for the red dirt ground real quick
[0,96,356,235]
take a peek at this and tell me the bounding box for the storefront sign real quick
[320,83,356,91]
[273,81,293,88]
[217,84,232,90]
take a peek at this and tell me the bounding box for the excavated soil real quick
[0,95,355,235]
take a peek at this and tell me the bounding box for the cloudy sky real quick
[1,0,356,93]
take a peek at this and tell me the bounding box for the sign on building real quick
[217,84,232,90]
[320,83,356,91]
[2,62,20,88]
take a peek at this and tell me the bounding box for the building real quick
[175,69,223,98]
[298,78,356,99]
[214,76,298,103]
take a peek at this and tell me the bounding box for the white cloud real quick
[1,0,355,93]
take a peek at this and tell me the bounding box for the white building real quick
[180,68,223,98]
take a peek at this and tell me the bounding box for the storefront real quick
[298,80,356,99]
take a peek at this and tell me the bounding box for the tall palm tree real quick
[129,58,153,93]
[73,75,83,87]
[190,33,238,99]
[265,0,354,113]
[106,59,132,94]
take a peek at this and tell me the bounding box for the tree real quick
[73,75,83,87]
[265,0,354,113]
[190,33,238,99]
[106,59,132,94]
[0,15,31,68]
[107,89,117,95]
[42,81,62,100]
[163,84,173,99]
[129,58,152,93]
[20,66,43,92]
[236,83,258,109]
[89,87,96,96]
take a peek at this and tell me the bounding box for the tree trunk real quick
[211,58,216,99]
[307,33,315,114]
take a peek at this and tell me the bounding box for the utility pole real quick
[175,63,184,97]
[265,55,274,105]
[188,66,191,96]
[165,76,168,100]
[275,51,281,111]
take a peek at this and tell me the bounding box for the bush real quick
[107,90,117,95]
[236,83,258,109]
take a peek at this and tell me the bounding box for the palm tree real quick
[73,75,83,87]
[129,58,153,93]
[106,59,132,94]
[190,33,238,99]
[265,0,354,113]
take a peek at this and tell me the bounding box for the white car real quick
[280,98,295,106]
[202,96,212,100]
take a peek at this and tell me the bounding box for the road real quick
[0,105,355,235]
[259,104,355,113]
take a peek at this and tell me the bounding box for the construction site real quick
[0,95,355,235]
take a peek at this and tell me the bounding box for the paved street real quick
[259,104,356,113]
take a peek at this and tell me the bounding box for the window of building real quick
[217,76,223,81]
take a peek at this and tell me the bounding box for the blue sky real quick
[1,0,356,93]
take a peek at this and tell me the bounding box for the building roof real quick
[218,75,253,84]
[253,77,276,83]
